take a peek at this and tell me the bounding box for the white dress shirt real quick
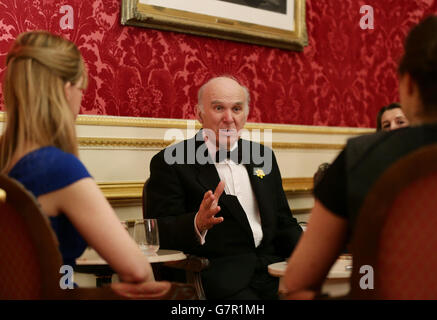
[194,137,263,247]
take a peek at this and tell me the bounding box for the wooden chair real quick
[0,174,196,300]
[348,144,437,299]
[142,178,209,299]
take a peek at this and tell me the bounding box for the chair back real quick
[349,144,437,299]
[0,174,62,299]
[0,174,197,300]
[142,178,150,219]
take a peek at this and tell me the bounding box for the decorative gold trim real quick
[272,142,344,150]
[75,115,373,135]
[292,207,312,215]
[0,114,345,149]
[76,115,196,129]
[77,136,343,150]
[0,112,374,135]
[98,181,144,207]
[99,177,314,206]
[78,137,174,149]
[245,122,373,135]
[121,0,308,51]
[283,177,313,194]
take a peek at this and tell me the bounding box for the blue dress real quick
[9,146,91,268]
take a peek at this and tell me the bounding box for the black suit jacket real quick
[146,131,302,299]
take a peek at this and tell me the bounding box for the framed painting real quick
[121,0,308,51]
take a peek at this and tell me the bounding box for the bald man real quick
[145,76,302,299]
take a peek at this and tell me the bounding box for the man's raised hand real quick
[195,181,225,233]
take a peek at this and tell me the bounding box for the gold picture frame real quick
[121,0,308,51]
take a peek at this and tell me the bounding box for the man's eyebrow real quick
[210,100,244,105]
[211,100,224,105]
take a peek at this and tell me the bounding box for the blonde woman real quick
[1,31,169,297]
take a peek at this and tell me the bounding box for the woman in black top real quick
[281,15,437,299]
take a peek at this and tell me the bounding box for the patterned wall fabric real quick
[0,0,436,127]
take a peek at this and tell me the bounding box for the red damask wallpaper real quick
[0,0,436,127]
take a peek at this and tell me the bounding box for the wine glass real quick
[133,219,159,255]
[121,220,135,238]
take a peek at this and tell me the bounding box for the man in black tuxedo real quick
[146,76,302,299]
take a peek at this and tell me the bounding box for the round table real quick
[75,248,186,287]
[76,248,186,265]
[268,254,352,297]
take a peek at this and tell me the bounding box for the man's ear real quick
[195,105,203,124]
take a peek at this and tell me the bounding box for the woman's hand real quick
[280,289,317,300]
[111,280,171,299]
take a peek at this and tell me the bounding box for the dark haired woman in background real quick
[281,16,437,299]
[376,102,409,131]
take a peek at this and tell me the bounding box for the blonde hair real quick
[0,31,87,173]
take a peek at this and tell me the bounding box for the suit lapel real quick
[194,131,221,192]
[196,162,221,193]
[243,141,275,242]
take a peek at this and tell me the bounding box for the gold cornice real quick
[99,177,314,207]
[0,112,374,135]
[283,177,313,195]
[78,137,343,150]
[272,142,344,150]
[245,122,372,135]
[78,137,174,149]
[0,113,344,149]
[98,181,143,207]
[74,115,373,135]
[76,115,195,129]
[292,207,313,215]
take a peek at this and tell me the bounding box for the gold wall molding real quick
[99,177,313,207]
[0,112,374,135]
[283,177,313,195]
[272,142,344,150]
[0,110,346,149]
[78,137,174,149]
[76,115,193,129]
[292,207,313,215]
[78,136,343,150]
[74,114,373,135]
[246,122,372,135]
[98,181,144,207]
